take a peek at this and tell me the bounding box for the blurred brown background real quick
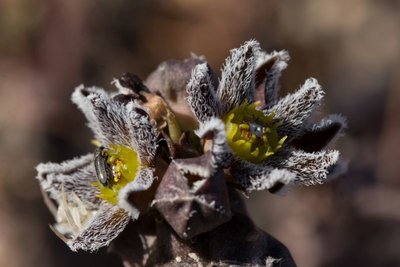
[1,0,399,266]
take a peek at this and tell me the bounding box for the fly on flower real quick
[94,147,114,187]
[186,40,346,193]
[36,84,159,251]
[224,100,286,163]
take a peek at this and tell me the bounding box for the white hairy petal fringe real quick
[231,160,296,193]
[71,85,134,147]
[126,102,158,166]
[291,113,348,152]
[186,63,220,123]
[36,154,101,209]
[174,158,213,180]
[308,113,347,140]
[68,204,130,252]
[195,117,232,168]
[281,150,340,185]
[261,50,290,108]
[265,78,325,140]
[218,40,260,113]
[118,168,156,219]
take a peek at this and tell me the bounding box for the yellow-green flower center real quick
[93,144,140,205]
[224,101,286,163]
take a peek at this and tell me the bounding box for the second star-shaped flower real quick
[186,40,346,193]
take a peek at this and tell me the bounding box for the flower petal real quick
[71,85,134,147]
[36,154,101,209]
[230,160,296,193]
[276,149,340,185]
[195,117,232,168]
[145,57,219,129]
[186,63,219,123]
[71,86,158,165]
[291,114,347,152]
[255,50,290,108]
[68,203,130,252]
[118,168,156,219]
[126,102,158,166]
[265,78,324,140]
[218,40,260,113]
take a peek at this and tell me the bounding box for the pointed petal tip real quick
[218,40,260,112]
[192,62,208,74]
[323,113,348,130]
[328,149,340,163]
[195,117,225,138]
[242,39,261,49]
[231,161,296,194]
[186,62,219,123]
[66,205,131,252]
[71,85,105,104]
[195,118,232,168]
[256,49,291,69]
[302,77,324,99]
[117,168,155,219]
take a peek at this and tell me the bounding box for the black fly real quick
[94,147,113,187]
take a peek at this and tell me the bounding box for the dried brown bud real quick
[154,152,231,239]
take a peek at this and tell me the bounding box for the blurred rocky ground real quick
[0,0,399,266]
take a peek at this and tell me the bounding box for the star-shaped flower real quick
[186,40,346,193]
[36,85,158,251]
